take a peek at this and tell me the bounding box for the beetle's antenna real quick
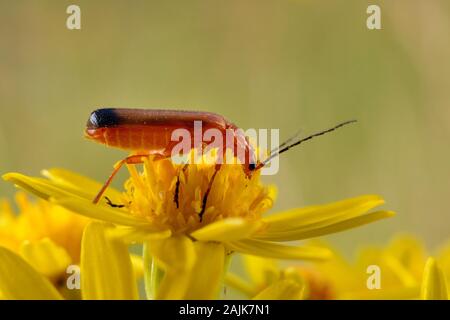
[269,129,302,155]
[259,120,357,168]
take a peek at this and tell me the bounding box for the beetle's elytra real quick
[85,108,240,153]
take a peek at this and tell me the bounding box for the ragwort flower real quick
[0,192,88,298]
[0,221,139,300]
[3,151,394,299]
[229,235,450,300]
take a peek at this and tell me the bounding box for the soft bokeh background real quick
[1,0,449,256]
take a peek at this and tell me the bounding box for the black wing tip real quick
[86,108,120,129]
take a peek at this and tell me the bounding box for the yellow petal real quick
[42,168,123,203]
[386,235,426,279]
[256,211,394,241]
[54,198,149,228]
[262,195,384,232]
[382,254,418,288]
[108,226,172,243]
[147,237,226,299]
[253,279,305,300]
[264,195,384,224]
[421,258,448,300]
[81,222,138,300]
[5,172,146,228]
[0,246,62,300]
[147,236,196,299]
[184,242,226,299]
[226,239,332,260]
[3,172,124,209]
[3,173,83,201]
[224,273,256,297]
[130,254,144,279]
[0,198,15,221]
[20,238,72,280]
[148,236,196,271]
[191,218,264,242]
[242,255,279,288]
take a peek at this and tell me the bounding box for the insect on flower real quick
[85,108,356,211]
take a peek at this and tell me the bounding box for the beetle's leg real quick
[174,164,189,208]
[199,163,222,222]
[105,196,125,208]
[93,154,155,204]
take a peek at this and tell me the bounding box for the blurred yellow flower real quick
[226,255,334,300]
[3,151,394,299]
[0,192,88,298]
[319,235,443,299]
[0,221,139,300]
[229,235,450,300]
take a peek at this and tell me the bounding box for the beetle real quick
[85,108,356,214]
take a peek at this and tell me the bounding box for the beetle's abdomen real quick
[86,125,174,152]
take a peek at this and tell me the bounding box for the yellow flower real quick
[333,235,430,299]
[0,221,138,300]
[231,235,450,300]
[0,191,145,300]
[0,192,88,298]
[304,236,431,299]
[3,152,394,299]
[226,255,333,300]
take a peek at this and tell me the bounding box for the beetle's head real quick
[242,161,262,178]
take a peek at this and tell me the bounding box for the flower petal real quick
[130,254,144,279]
[226,239,332,260]
[184,242,226,299]
[20,238,72,280]
[420,258,448,300]
[253,279,305,300]
[147,237,226,299]
[0,246,62,300]
[54,198,149,228]
[255,210,395,241]
[3,172,123,208]
[224,273,256,297]
[81,222,138,300]
[42,168,123,202]
[242,255,279,288]
[262,195,384,233]
[147,236,196,299]
[191,218,264,242]
[381,254,418,288]
[385,235,426,279]
[107,226,172,243]
[3,173,81,201]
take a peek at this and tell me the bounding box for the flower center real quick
[121,153,275,234]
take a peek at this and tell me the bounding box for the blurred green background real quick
[1,0,449,254]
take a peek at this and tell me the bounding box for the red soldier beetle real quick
[85,108,356,217]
